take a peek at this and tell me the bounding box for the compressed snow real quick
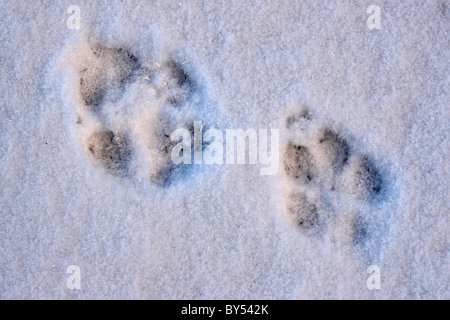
[0,0,448,299]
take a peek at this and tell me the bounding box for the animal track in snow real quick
[79,44,140,109]
[68,41,200,185]
[86,130,130,173]
[280,107,385,247]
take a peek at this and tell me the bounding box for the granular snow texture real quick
[0,0,448,299]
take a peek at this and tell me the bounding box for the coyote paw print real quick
[68,42,202,185]
[280,107,386,248]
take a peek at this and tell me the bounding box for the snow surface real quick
[0,0,448,299]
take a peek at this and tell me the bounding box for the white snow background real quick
[0,0,448,299]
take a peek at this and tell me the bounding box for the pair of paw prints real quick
[73,42,195,184]
[67,41,391,252]
[281,108,384,246]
